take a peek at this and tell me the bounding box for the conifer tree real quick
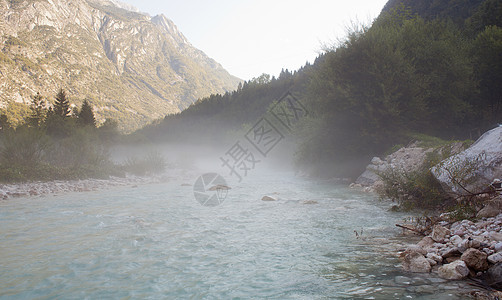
[53,88,71,118]
[78,99,96,127]
[28,92,47,127]
[0,113,11,132]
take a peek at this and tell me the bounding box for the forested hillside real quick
[137,0,502,178]
[382,0,485,24]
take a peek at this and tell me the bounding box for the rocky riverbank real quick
[0,169,198,200]
[400,214,502,291]
[350,127,502,298]
[0,174,172,200]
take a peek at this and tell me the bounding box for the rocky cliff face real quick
[0,0,241,131]
[432,126,502,197]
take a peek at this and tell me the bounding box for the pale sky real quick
[121,0,389,80]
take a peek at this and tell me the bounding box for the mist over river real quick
[0,171,479,299]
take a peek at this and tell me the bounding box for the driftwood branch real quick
[396,224,426,236]
[442,166,476,196]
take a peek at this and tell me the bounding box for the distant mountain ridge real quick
[0,0,241,131]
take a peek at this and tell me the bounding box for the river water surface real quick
[0,171,480,299]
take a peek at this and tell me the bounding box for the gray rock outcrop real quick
[432,126,502,196]
[355,143,434,189]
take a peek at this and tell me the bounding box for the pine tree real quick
[0,113,11,132]
[53,88,71,118]
[78,99,96,127]
[28,92,47,127]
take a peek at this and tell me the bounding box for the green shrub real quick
[377,150,454,211]
[0,126,49,167]
[377,139,485,214]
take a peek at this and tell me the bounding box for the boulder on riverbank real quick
[354,144,434,191]
[432,126,502,197]
[352,140,466,193]
[461,248,489,271]
[401,250,431,273]
[438,260,470,280]
[477,197,502,218]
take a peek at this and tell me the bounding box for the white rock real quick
[431,225,451,242]
[450,235,463,246]
[402,251,431,273]
[418,236,435,250]
[427,258,437,266]
[432,126,502,196]
[495,242,502,252]
[438,260,470,280]
[490,232,502,242]
[371,157,384,165]
[488,252,502,264]
[427,252,443,263]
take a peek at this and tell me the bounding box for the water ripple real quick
[0,173,476,299]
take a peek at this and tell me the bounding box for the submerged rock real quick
[208,185,231,191]
[302,200,318,205]
[261,196,277,202]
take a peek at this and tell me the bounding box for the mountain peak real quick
[0,0,241,131]
[151,14,188,45]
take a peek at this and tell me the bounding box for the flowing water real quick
[0,171,480,299]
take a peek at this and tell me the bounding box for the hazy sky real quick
[121,0,389,80]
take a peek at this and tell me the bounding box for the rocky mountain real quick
[0,0,241,131]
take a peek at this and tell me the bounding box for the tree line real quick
[0,89,122,181]
[295,2,502,177]
[137,0,502,178]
